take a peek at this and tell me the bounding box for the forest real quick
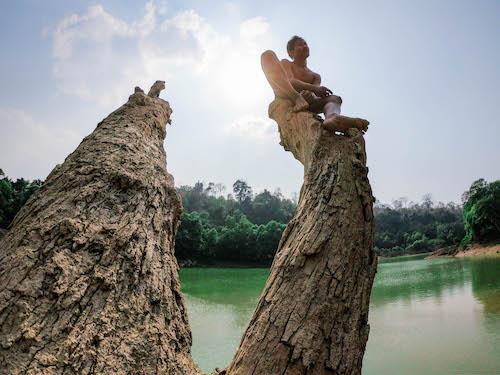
[175,182,467,262]
[1,169,498,265]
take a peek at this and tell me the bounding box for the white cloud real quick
[133,1,157,36]
[0,108,80,180]
[226,115,279,141]
[158,0,168,16]
[52,5,134,60]
[48,3,274,111]
[50,4,139,106]
[160,9,230,70]
[239,16,270,46]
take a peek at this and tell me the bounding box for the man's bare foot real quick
[354,118,369,132]
[322,115,342,131]
[292,93,309,112]
[323,114,369,133]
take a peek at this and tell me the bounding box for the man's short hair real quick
[287,35,304,58]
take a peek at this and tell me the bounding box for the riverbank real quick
[378,252,431,263]
[178,259,271,268]
[427,242,500,259]
[455,243,500,257]
[183,252,433,268]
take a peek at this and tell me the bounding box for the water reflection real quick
[180,268,268,370]
[371,257,469,306]
[180,268,268,310]
[469,257,500,314]
[180,257,500,374]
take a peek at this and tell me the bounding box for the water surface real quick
[180,255,500,374]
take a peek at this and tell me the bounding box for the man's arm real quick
[310,72,333,97]
[312,72,321,85]
[281,60,318,92]
[281,60,331,97]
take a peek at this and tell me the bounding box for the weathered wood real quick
[0,90,201,374]
[227,99,377,375]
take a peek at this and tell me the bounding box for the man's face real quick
[291,39,309,60]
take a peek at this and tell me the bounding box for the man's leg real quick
[310,96,369,133]
[261,50,309,112]
[308,95,342,114]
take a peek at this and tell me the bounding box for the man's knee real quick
[261,50,277,63]
[328,95,342,104]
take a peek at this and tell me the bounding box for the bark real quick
[227,99,377,375]
[0,89,201,375]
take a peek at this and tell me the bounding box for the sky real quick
[0,0,499,204]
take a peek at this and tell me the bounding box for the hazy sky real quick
[1,0,499,204]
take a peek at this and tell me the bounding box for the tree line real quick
[1,168,498,264]
[175,180,295,265]
[172,179,499,263]
[373,196,464,257]
[0,169,42,229]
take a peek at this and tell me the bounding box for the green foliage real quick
[255,220,286,262]
[175,211,209,260]
[0,170,42,229]
[233,179,252,204]
[4,169,495,263]
[252,189,295,225]
[373,198,464,257]
[216,211,257,261]
[175,181,294,265]
[461,179,500,245]
[178,181,469,262]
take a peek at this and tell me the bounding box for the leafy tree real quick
[462,179,500,244]
[255,220,286,262]
[373,196,464,256]
[251,189,293,225]
[436,222,465,246]
[175,212,206,260]
[174,180,296,263]
[0,170,42,229]
[215,211,257,262]
[233,180,253,203]
[175,211,219,261]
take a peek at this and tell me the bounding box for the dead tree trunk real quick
[227,99,377,375]
[0,87,201,374]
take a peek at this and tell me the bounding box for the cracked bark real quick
[226,99,377,375]
[0,89,201,375]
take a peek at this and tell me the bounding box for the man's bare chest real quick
[290,65,316,84]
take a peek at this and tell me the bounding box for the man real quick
[261,36,369,133]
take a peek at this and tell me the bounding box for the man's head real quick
[287,36,309,60]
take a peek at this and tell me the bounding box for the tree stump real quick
[0,88,202,374]
[227,99,377,375]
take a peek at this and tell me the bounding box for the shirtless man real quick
[261,36,369,133]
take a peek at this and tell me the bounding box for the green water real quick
[180,255,500,374]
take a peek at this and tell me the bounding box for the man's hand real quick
[313,86,332,98]
[300,90,315,103]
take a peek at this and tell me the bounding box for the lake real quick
[179,255,500,374]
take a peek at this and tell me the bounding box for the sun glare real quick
[212,50,271,111]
